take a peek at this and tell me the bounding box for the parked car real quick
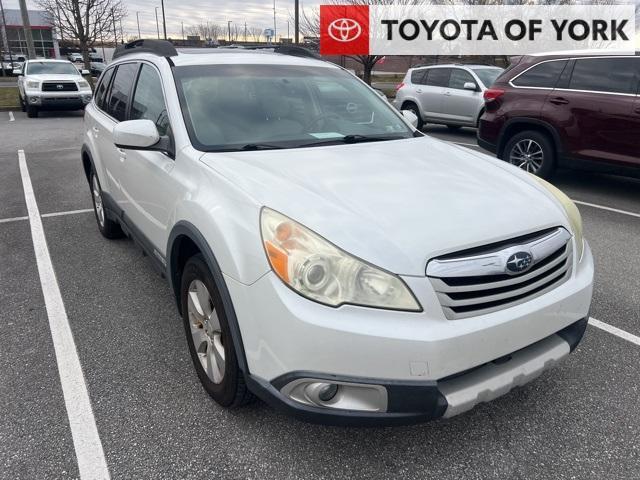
[82,40,593,425]
[90,61,106,76]
[478,51,640,178]
[89,53,104,63]
[394,64,503,130]
[16,59,93,117]
[68,52,83,63]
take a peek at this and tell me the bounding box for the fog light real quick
[318,383,338,402]
[29,96,39,103]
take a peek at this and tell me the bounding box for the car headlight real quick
[260,208,421,311]
[77,80,90,89]
[26,80,39,89]
[533,177,584,260]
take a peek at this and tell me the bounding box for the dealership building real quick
[1,9,60,58]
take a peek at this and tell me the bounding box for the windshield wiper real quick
[240,143,284,151]
[298,134,407,148]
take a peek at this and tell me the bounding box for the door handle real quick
[443,91,451,96]
[549,97,569,105]
[92,126,99,137]
[117,148,126,161]
[416,89,423,93]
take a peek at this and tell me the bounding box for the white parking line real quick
[0,215,28,224]
[574,200,640,220]
[589,317,640,346]
[17,150,110,480]
[9,111,15,122]
[41,208,93,218]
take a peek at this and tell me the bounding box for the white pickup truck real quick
[16,59,93,118]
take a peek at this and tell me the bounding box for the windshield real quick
[174,64,414,151]
[27,62,79,75]
[471,68,503,88]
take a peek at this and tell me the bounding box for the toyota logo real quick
[328,18,362,43]
[56,84,64,89]
[505,251,533,275]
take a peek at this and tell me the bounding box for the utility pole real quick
[287,21,289,40]
[119,18,124,43]
[181,21,184,41]
[155,8,160,39]
[294,0,299,44]
[227,20,232,43]
[161,0,167,40]
[244,22,247,42]
[18,0,36,58]
[136,12,141,38]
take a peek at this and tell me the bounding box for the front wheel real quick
[181,254,253,408]
[502,130,556,178]
[19,94,26,112]
[26,105,38,118]
[89,169,123,239]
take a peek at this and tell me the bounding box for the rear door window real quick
[568,57,638,95]
[425,68,451,87]
[512,60,567,88]
[106,63,139,121]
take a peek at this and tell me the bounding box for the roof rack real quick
[273,45,321,60]
[113,39,177,60]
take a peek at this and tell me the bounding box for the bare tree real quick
[187,22,223,42]
[37,0,126,80]
[248,26,263,43]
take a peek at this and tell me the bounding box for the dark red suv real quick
[478,52,640,178]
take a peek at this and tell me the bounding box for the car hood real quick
[25,74,81,82]
[199,137,568,276]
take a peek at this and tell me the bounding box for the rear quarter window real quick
[410,69,426,84]
[511,60,567,88]
[568,57,638,95]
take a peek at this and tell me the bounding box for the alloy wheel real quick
[92,175,105,227]
[187,279,226,384]
[509,139,544,173]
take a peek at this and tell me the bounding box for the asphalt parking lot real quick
[1,111,639,479]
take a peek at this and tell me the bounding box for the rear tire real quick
[26,105,38,118]
[502,130,556,179]
[89,168,123,239]
[181,254,254,408]
[402,102,424,130]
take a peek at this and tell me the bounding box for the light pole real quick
[181,21,184,41]
[161,0,167,40]
[272,0,276,43]
[18,0,36,58]
[227,20,232,43]
[112,7,118,46]
[0,0,11,76]
[155,7,160,39]
[294,0,299,44]
[136,12,141,38]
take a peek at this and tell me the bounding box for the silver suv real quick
[394,64,503,130]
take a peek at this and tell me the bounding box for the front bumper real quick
[26,91,92,110]
[227,241,593,425]
[246,318,587,426]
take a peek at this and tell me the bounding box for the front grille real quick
[42,81,78,92]
[427,228,573,320]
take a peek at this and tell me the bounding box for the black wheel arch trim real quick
[167,221,249,373]
[498,118,563,159]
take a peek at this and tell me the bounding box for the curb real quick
[0,106,18,111]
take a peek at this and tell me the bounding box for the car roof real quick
[412,64,501,70]
[27,59,74,63]
[172,49,337,69]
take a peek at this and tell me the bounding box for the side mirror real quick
[463,82,478,91]
[114,119,160,149]
[401,109,419,128]
[113,119,174,157]
[81,69,90,75]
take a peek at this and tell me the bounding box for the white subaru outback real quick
[82,40,593,425]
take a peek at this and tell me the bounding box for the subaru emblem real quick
[506,251,533,274]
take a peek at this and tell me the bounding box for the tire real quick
[26,105,38,118]
[19,94,26,112]
[181,254,254,408]
[89,168,123,239]
[502,130,556,178]
[402,102,424,130]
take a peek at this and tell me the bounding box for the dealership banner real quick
[320,4,636,56]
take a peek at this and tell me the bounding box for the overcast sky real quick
[4,0,323,39]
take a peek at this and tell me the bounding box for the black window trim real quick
[410,68,427,85]
[93,65,116,115]
[563,56,639,96]
[509,55,640,97]
[98,61,140,123]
